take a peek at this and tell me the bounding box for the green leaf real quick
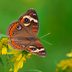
[0,57,3,65]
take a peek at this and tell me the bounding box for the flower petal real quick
[2,47,7,55]
[16,54,22,61]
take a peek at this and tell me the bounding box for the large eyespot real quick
[24,18,30,23]
[24,18,30,26]
[16,24,22,30]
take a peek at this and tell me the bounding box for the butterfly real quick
[7,9,46,57]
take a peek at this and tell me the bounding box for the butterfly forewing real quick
[19,9,39,36]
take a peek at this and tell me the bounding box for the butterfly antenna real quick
[41,39,52,45]
[40,33,51,38]
[40,33,52,45]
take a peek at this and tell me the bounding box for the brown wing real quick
[7,9,40,51]
[7,21,31,50]
[7,22,19,38]
[18,9,39,36]
[26,38,46,57]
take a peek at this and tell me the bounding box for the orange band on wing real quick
[9,23,18,37]
[11,41,21,49]
[19,17,24,24]
[32,25,38,32]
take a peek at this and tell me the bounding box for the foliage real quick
[0,35,31,72]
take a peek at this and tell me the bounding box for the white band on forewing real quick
[32,48,44,52]
[23,15,38,23]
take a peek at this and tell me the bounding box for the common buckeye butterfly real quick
[7,9,46,57]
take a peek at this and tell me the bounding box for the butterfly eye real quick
[24,18,30,26]
[16,24,22,30]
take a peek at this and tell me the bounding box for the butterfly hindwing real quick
[26,38,46,57]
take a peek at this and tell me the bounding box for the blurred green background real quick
[0,0,72,72]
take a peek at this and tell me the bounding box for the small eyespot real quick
[31,48,37,51]
[24,18,30,26]
[16,24,22,30]
[29,46,37,51]
[24,18,30,23]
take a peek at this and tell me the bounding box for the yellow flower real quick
[56,50,72,72]
[26,53,32,58]
[14,55,26,72]
[16,54,22,61]
[0,42,3,49]
[0,37,32,72]
[1,37,9,44]
[13,51,31,72]
[2,46,7,54]
[66,51,72,57]
[57,59,72,70]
